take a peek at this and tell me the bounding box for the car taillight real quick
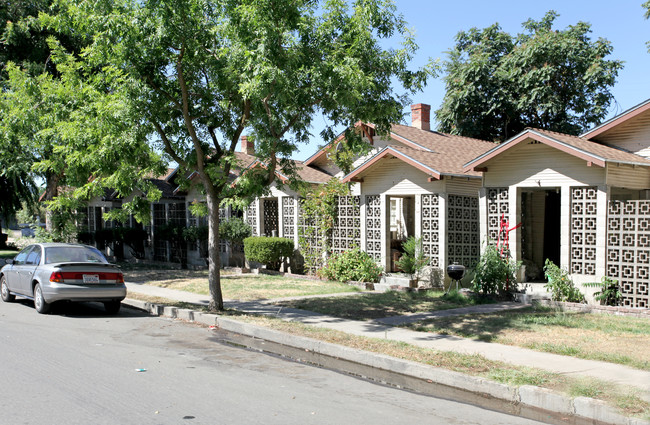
[50,271,65,283]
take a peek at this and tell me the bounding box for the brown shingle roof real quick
[526,128,650,166]
[293,160,333,183]
[388,124,496,176]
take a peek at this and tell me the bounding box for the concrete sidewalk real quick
[125,281,650,400]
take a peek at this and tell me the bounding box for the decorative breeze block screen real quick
[447,195,480,267]
[332,196,361,254]
[298,199,323,271]
[263,199,279,236]
[486,188,509,243]
[421,194,440,268]
[246,202,258,236]
[365,195,382,261]
[282,197,296,240]
[607,200,650,308]
[570,187,597,275]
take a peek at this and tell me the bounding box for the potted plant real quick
[395,236,429,288]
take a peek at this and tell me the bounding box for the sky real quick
[292,0,650,161]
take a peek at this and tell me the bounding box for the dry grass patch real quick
[122,267,359,300]
[276,290,493,320]
[406,306,650,370]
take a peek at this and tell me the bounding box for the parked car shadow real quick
[11,298,148,318]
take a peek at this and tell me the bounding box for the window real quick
[25,246,42,265]
[13,246,34,265]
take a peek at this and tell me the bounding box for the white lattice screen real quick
[421,194,440,268]
[246,202,258,236]
[332,196,361,254]
[447,195,480,267]
[486,188,509,243]
[570,187,597,275]
[607,200,650,308]
[282,197,296,240]
[365,195,382,261]
[298,199,323,271]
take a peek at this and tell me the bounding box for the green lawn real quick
[405,306,650,371]
[275,290,493,320]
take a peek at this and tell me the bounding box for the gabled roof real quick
[464,128,650,172]
[342,143,486,184]
[581,98,650,140]
[306,122,496,181]
[239,158,332,185]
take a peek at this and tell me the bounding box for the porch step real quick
[375,274,415,291]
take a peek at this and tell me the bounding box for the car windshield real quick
[44,246,109,265]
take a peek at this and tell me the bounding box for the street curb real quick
[123,299,649,425]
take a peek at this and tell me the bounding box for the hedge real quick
[243,236,294,271]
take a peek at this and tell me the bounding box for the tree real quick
[1,42,165,237]
[50,0,433,311]
[435,11,623,142]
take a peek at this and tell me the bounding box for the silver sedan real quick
[0,243,127,314]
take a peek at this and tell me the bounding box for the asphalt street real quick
[0,300,550,425]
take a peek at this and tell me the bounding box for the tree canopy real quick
[435,11,623,142]
[45,0,433,310]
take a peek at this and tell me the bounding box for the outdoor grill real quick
[446,263,466,293]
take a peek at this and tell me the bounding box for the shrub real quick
[244,236,294,271]
[395,236,429,281]
[583,276,621,306]
[544,260,585,303]
[319,248,383,283]
[472,243,519,298]
[219,217,252,244]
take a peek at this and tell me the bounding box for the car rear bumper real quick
[42,283,127,303]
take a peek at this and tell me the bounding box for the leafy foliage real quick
[583,276,622,306]
[243,236,294,271]
[41,0,432,310]
[298,178,350,273]
[218,218,252,245]
[319,248,383,283]
[436,11,623,142]
[395,236,429,281]
[472,244,519,298]
[543,260,585,303]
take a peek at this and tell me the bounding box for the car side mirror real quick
[5,259,14,265]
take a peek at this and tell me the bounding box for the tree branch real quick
[152,120,188,168]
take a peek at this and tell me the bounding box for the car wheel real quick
[34,283,51,314]
[104,301,121,315]
[1,276,15,302]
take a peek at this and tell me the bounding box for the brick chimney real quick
[411,103,431,131]
[241,135,255,155]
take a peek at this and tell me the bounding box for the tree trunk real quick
[44,171,61,232]
[206,192,224,311]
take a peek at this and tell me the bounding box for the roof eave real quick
[342,147,441,183]
[581,98,650,139]
[463,129,608,171]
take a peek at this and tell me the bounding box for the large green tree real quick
[0,0,94,231]
[1,41,165,236]
[435,11,623,142]
[51,0,433,310]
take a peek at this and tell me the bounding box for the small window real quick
[25,246,42,265]
[13,246,34,265]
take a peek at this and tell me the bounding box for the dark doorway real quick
[543,190,561,266]
[521,188,561,280]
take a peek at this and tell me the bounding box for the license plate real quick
[82,274,100,284]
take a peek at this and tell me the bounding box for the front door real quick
[543,190,561,266]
